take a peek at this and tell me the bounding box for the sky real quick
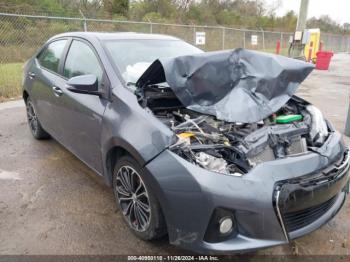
[264,0,350,24]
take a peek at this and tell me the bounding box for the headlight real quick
[306,105,328,145]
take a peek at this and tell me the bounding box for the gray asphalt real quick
[0,53,350,255]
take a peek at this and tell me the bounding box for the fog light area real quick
[219,217,233,234]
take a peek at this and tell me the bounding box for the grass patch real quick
[0,62,23,100]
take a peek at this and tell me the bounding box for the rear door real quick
[27,39,69,136]
[50,38,109,173]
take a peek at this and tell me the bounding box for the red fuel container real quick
[315,51,333,70]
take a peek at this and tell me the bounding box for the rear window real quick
[37,40,67,73]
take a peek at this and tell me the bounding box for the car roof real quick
[50,32,180,41]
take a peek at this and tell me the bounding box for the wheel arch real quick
[106,143,169,238]
[103,138,147,187]
[23,90,29,103]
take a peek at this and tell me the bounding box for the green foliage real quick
[0,62,23,99]
[4,0,67,16]
[142,12,166,23]
[112,14,128,21]
[307,15,348,34]
[104,0,129,17]
[185,3,216,25]
[215,10,239,26]
[279,11,298,31]
[1,0,349,33]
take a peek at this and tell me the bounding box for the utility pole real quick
[296,0,309,32]
[289,0,310,59]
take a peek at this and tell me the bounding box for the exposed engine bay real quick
[137,85,329,176]
[135,49,323,176]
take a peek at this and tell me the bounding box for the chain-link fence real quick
[1,12,350,100]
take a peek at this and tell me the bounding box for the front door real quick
[49,39,108,173]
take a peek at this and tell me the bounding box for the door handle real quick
[28,72,36,79]
[52,86,63,97]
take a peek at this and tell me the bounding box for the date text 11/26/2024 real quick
[127,256,220,261]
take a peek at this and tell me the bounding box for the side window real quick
[64,40,103,86]
[37,40,67,73]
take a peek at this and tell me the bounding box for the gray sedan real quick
[22,32,350,254]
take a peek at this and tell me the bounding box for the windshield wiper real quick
[126,82,137,92]
[127,82,136,87]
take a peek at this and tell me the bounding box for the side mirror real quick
[66,74,101,96]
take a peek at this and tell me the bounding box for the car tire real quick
[25,97,50,140]
[112,155,167,240]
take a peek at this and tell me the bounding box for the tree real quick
[104,0,129,17]
[78,0,103,17]
[0,0,348,34]
[343,23,350,33]
[307,15,342,34]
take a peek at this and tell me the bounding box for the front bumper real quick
[275,149,349,241]
[144,131,349,254]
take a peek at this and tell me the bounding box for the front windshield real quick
[103,39,203,85]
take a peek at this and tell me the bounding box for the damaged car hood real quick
[136,48,314,123]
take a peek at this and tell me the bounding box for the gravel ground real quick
[0,53,350,256]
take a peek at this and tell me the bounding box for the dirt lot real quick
[0,53,350,256]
